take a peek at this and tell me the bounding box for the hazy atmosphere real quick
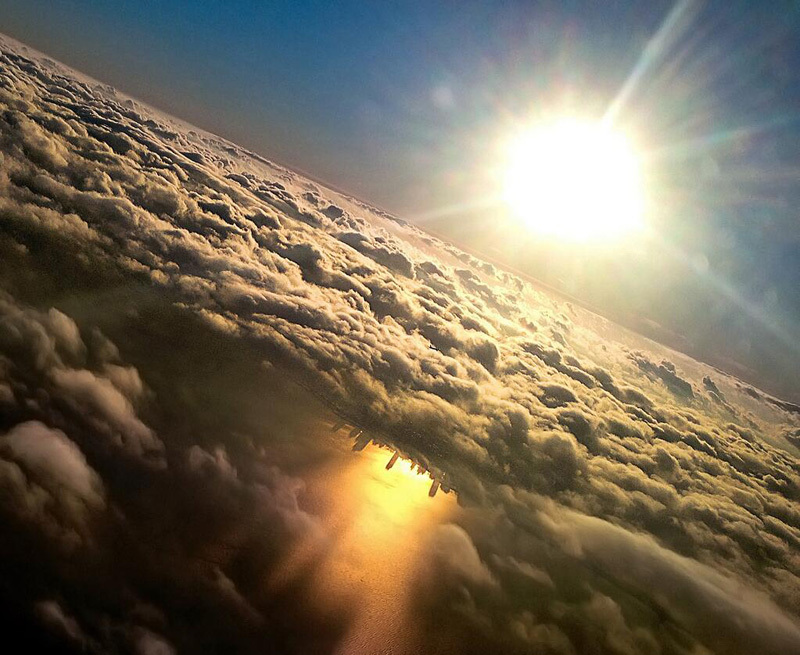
[1,2,800,654]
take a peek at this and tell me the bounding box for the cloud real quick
[50,368,161,459]
[557,506,800,655]
[428,523,496,588]
[0,291,164,464]
[35,599,87,645]
[0,421,104,548]
[0,34,798,655]
[134,628,176,655]
[2,421,103,506]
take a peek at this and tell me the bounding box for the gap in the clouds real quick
[275,436,457,655]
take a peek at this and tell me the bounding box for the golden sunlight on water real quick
[272,437,457,654]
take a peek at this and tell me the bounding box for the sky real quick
[1,26,800,655]
[0,0,675,208]
[2,0,800,401]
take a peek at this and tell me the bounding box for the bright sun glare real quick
[503,119,644,242]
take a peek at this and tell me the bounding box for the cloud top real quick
[0,34,798,655]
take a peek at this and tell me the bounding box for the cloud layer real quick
[0,35,799,654]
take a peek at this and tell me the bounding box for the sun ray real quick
[603,0,699,127]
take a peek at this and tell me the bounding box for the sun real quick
[503,119,645,242]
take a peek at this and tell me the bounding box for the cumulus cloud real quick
[428,523,496,588]
[0,421,104,549]
[547,504,800,655]
[36,599,87,646]
[2,421,103,506]
[0,34,798,655]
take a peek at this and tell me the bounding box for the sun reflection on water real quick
[271,437,457,654]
